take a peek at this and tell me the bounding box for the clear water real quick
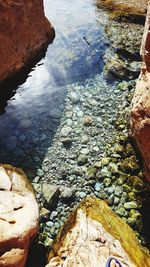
[0,0,109,170]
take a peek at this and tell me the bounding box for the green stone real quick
[124,201,138,210]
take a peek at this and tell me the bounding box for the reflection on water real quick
[0,0,109,171]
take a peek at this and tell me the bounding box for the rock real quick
[83,116,93,126]
[128,176,144,193]
[80,148,90,155]
[101,157,110,166]
[97,0,147,17]
[98,190,107,199]
[114,186,123,197]
[42,184,60,209]
[108,194,114,206]
[124,201,138,210]
[94,182,103,191]
[70,92,80,104]
[103,178,111,187]
[119,156,139,173]
[40,208,50,221]
[0,164,39,267]
[0,0,55,83]
[116,207,126,217]
[61,127,72,137]
[81,135,89,144]
[60,187,74,202]
[77,155,88,166]
[46,198,150,267]
[130,1,150,185]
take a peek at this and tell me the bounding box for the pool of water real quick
[0,0,109,170]
[1,0,149,260]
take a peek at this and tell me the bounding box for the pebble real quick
[70,92,80,104]
[61,127,72,137]
[114,186,123,197]
[124,202,138,210]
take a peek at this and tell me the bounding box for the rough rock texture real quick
[0,0,55,83]
[46,198,150,267]
[130,1,150,185]
[0,165,39,267]
[97,0,148,16]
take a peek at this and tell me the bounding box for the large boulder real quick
[46,198,150,267]
[0,0,55,83]
[0,164,39,267]
[130,1,150,185]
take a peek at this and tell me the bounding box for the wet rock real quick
[70,92,80,104]
[80,148,90,155]
[100,167,111,178]
[101,157,111,166]
[77,155,88,166]
[40,208,50,221]
[42,184,60,209]
[0,164,39,267]
[61,127,72,137]
[60,187,74,202]
[124,201,138,210]
[116,207,126,217]
[83,116,93,126]
[46,198,150,267]
[114,186,123,197]
[81,135,89,144]
[119,156,139,173]
[103,178,111,187]
[98,190,107,199]
[128,176,144,193]
[108,194,114,206]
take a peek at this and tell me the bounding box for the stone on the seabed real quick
[0,0,55,83]
[61,127,72,137]
[0,164,39,267]
[42,184,60,209]
[77,155,88,165]
[46,198,150,267]
[124,201,138,210]
[60,187,74,202]
[83,115,93,126]
[70,92,80,104]
[130,1,150,186]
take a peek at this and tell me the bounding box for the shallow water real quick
[0,0,109,170]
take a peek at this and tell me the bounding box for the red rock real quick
[0,164,39,267]
[130,1,150,185]
[0,0,55,83]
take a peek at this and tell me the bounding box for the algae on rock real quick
[46,198,150,267]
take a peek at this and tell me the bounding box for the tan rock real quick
[46,198,150,267]
[130,1,150,185]
[97,0,148,16]
[0,0,55,83]
[0,164,39,267]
